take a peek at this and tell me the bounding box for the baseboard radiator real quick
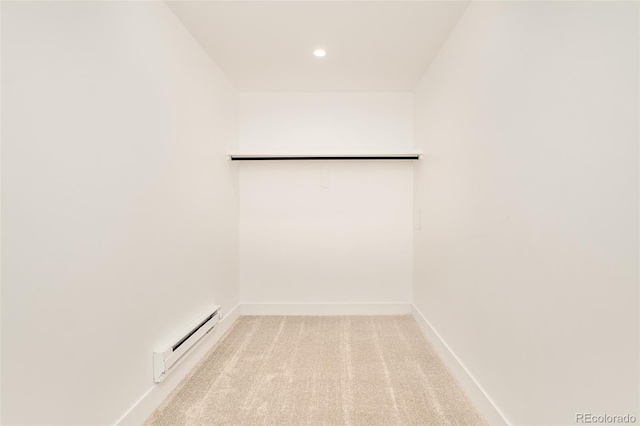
[153,305,221,383]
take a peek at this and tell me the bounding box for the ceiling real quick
[166,1,470,92]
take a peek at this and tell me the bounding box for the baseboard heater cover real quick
[153,305,221,383]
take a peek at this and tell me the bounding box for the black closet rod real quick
[229,155,421,161]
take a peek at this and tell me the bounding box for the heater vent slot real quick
[154,306,221,383]
[172,313,216,352]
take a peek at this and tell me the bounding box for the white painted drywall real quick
[238,93,414,152]
[239,93,413,306]
[1,2,239,424]
[413,2,639,425]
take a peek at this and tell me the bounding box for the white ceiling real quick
[166,1,470,92]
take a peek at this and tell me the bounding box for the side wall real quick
[413,2,639,424]
[1,2,239,424]
[239,93,413,311]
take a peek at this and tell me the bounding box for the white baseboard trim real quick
[241,302,412,316]
[411,305,509,426]
[114,304,241,426]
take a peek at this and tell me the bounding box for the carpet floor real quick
[145,316,486,426]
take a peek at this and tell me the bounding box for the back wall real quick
[238,93,413,310]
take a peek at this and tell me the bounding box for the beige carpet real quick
[145,316,487,426]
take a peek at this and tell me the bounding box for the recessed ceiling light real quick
[313,49,327,57]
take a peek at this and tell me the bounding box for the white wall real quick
[413,2,639,425]
[238,93,413,152]
[239,93,413,308]
[1,2,239,424]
